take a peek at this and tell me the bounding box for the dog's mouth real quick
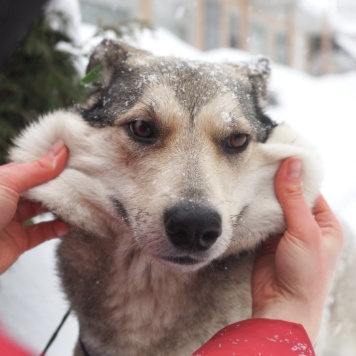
[160,255,202,265]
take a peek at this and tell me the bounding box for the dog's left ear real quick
[229,56,270,109]
[85,39,150,88]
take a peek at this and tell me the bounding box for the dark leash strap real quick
[80,338,92,356]
[39,307,96,356]
[39,308,98,356]
[39,309,71,356]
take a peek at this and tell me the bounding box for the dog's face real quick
[10,41,321,272]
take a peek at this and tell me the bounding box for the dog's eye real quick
[223,133,249,153]
[128,120,154,140]
[229,133,248,148]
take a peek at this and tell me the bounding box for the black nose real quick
[164,203,222,251]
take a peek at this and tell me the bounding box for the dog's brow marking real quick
[146,99,157,118]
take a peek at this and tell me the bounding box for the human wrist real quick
[251,302,320,342]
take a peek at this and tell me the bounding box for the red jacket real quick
[0,328,32,356]
[0,319,315,355]
[193,318,315,355]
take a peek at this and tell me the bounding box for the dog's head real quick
[10,40,322,272]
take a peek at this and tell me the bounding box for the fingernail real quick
[48,140,65,169]
[54,221,69,237]
[287,159,302,179]
[49,140,65,158]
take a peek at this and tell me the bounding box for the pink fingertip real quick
[49,140,65,156]
[287,159,302,180]
[49,140,65,169]
[54,221,69,237]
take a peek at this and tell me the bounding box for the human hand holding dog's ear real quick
[0,141,69,275]
[251,158,344,342]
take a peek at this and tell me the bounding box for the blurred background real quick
[78,0,356,75]
[1,0,356,163]
[0,0,355,355]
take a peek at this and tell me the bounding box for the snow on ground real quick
[0,22,356,356]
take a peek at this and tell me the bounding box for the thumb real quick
[274,158,315,240]
[1,141,68,193]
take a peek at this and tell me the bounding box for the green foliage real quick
[80,64,103,85]
[0,12,152,164]
[0,12,86,164]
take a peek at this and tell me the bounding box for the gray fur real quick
[81,41,275,141]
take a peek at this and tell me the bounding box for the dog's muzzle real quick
[164,203,222,252]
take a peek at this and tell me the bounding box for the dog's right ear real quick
[226,56,270,109]
[86,39,150,88]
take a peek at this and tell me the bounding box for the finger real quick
[313,195,337,224]
[15,200,48,223]
[0,141,68,193]
[274,158,316,238]
[313,195,343,242]
[1,163,17,168]
[0,184,27,229]
[25,220,69,250]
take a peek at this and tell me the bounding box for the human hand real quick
[251,158,344,342]
[0,141,69,274]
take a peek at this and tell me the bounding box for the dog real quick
[9,40,356,355]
